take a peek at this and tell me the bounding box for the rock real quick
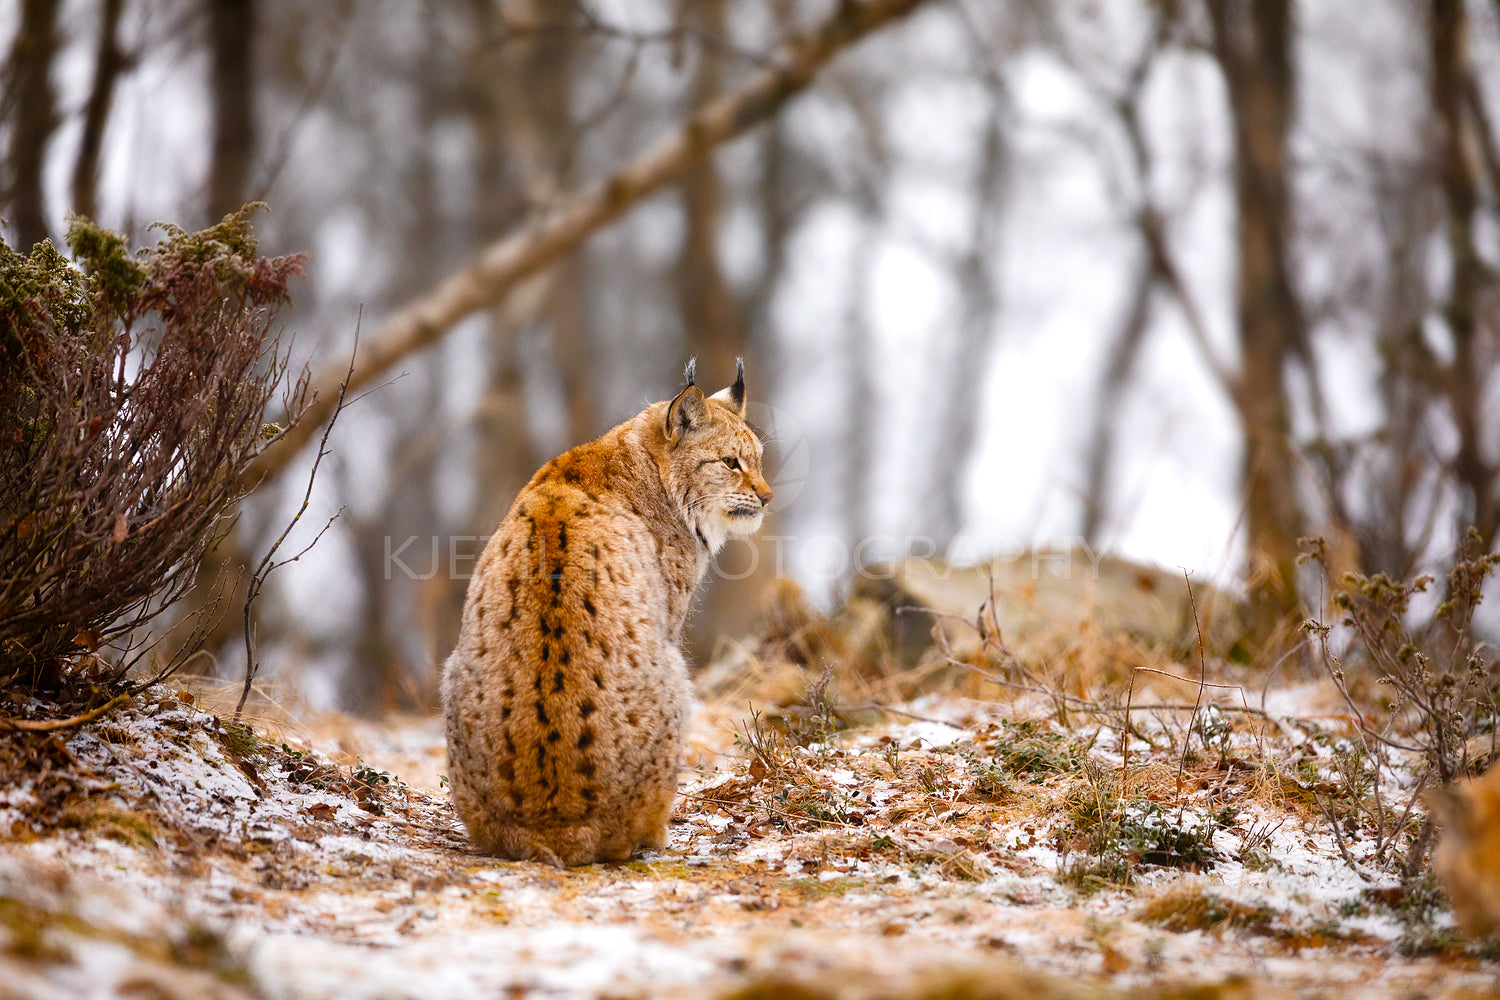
[853,549,1245,667]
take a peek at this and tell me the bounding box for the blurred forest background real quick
[2,0,1499,713]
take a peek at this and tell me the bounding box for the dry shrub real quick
[0,205,308,693]
[1302,530,1500,785]
[1301,530,1500,875]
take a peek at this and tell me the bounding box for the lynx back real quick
[441,360,771,865]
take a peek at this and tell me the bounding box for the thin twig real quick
[835,702,953,726]
[0,693,130,732]
[237,321,359,718]
[1176,569,1209,812]
[1313,789,1375,883]
[1122,666,1136,799]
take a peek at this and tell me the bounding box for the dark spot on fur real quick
[583,597,596,617]
[475,690,484,704]
[535,701,549,725]
[577,761,596,778]
[626,712,639,728]
[581,787,597,803]
[592,673,605,689]
[504,734,516,753]
[599,642,611,660]
[536,744,546,767]
[547,730,561,743]
[558,523,567,550]
[580,701,596,718]
[541,644,550,662]
[500,705,510,720]
[477,604,486,621]
[498,759,514,783]
[553,670,565,693]
[551,574,562,596]
[577,729,594,750]
[477,644,487,658]
[559,649,571,666]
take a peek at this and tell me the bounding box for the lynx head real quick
[661,357,772,554]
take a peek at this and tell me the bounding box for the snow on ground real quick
[0,684,1497,999]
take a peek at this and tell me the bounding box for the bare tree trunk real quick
[1081,262,1153,547]
[843,235,879,550]
[1208,0,1306,641]
[468,0,558,527]
[207,0,256,221]
[673,0,774,664]
[675,0,747,382]
[2,0,61,251]
[1430,0,1499,549]
[485,0,598,446]
[172,0,261,674]
[70,0,127,222]
[928,95,1007,551]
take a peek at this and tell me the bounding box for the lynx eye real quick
[722,457,741,471]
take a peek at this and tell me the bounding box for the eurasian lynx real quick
[441,360,771,865]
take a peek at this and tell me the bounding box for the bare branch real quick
[0,693,130,732]
[249,0,939,483]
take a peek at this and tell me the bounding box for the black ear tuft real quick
[684,357,697,388]
[729,356,746,412]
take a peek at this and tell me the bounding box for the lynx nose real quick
[756,487,773,507]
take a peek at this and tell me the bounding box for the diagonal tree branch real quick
[251,0,938,483]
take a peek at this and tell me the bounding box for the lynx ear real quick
[709,356,746,416]
[665,384,707,444]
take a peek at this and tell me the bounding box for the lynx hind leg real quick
[533,824,604,867]
[632,781,677,854]
[475,823,603,868]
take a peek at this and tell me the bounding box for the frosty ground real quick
[3,645,1499,1000]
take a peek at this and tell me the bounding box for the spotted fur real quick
[441,361,771,865]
